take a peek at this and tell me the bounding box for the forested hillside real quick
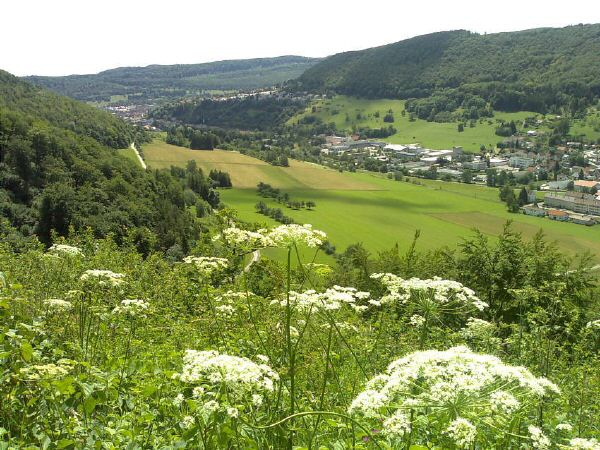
[151,94,309,131]
[0,70,220,251]
[294,25,600,114]
[25,56,319,103]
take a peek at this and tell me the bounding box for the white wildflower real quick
[382,410,412,439]
[272,286,369,313]
[20,359,75,380]
[173,393,185,407]
[48,244,83,256]
[586,320,600,329]
[490,390,520,414]
[180,415,195,429]
[183,256,228,275]
[252,393,264,407]
[43,298,73,312]
[569,438,600,449]
[112,299,149,318]
[215,304,235,316]
[214,227,273,251]
[267,224,326,248]
[80,269,126,287]
[192,386,205,399]
[409,314,426,327]
[556,423,573,432]
[226,407,239,418]
[461,317,495,338]
[201,400,220,413]
[529,425,551,450]
[348,389,388,419]
[177,350,279,401]
[446,418,477,447]
[256,354,269,363]
[371,273,487,311]
[350,346,559,444]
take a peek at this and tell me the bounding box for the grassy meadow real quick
[118,146,143,166]
[290,96,547,151]
[142,139,600,260]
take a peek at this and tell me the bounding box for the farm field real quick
[118,146,142,166]
[142,139,379,190]
[143,140,600,260]
[289,95,546,151]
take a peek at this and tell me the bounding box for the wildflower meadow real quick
[1,221,599,449]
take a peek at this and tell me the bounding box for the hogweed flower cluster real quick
[529,425,551,450]
[43,298,73,312]
[445,418,477,447]
[568,438,600,449]
[371,273,488,311]
[214,290,256,317]
[183,256,229,276]
[80,269,126,287]
[213,224,327,252]
[461,317,495,338]
[349,346,559,447]
[267,224,326,248]
[586,319,600,330]
[112,299,149,318]
[174,350,279,409]
[47,244,83,256]
[19,359,76,381]
[214,227,273,252]
[271,285,370,313]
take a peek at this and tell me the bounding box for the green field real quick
[118,147,142,166]
[290,96,545,152]
[142,140,600,260]
[143,139,378,190]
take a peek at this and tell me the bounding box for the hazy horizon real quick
[4,0,600,77]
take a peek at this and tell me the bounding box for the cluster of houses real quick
[319,134,600,183]
[522,180,600,226]
[319,135,561,181]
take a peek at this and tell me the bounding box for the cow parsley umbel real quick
[175,350,279,405]
[349,346,559,448]
[183,256,229,276]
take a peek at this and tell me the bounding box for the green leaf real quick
[54,377,76,396]
[84,396,98,415]
[20,341,33,361]
[56,439,76,449]
[142,384,157,397]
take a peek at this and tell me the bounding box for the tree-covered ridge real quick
[152,94,308,131]
[0,70,141,148]
[294,25,600,113]
[24,56,320,103]
[0,70,222,251]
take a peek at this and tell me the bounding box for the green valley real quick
[142,139,600,258]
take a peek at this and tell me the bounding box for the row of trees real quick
[256,182,316,210]
[255,201,294,224]
[166,126,221,150]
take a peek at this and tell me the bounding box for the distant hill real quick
[24,56,320,104]
[294,25,600,113]
[0,70,216,250]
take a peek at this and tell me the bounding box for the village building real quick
[544,192,600,216]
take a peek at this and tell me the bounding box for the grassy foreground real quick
[142,140,600,260]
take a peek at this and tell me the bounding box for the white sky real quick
[3,0,600,76]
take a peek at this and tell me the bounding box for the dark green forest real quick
[293,25,600,114]
[152,95,308,131]
[25,56,319,104]
[0,70,222,252]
